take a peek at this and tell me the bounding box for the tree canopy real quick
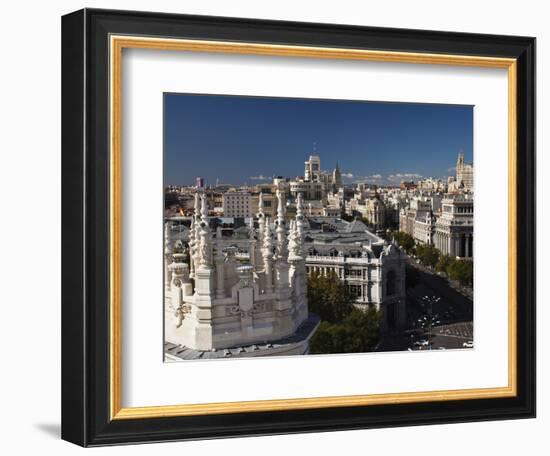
[307,271,381,354]
[391,231,416,254]
[415,243,440,268]
[309,308,381,354]
[436,255,473,287]
[307,271,355,323]
[446,258,473,287]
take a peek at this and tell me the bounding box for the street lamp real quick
[420,295,441,350]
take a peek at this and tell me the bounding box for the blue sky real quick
[164,93,473,187]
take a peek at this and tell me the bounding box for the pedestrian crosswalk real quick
[436,322,473,340]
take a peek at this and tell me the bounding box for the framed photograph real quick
[61,8,535,446]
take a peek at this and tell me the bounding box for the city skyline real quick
[164,93,473,187]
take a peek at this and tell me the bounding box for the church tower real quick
[332,162,342,191]
[456,152,465,183]
[456,151,473,191]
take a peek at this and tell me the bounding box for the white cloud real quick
[348,174,385,184]
[386,173,423,184]
[249,174,271,181]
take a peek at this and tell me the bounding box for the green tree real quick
[392,231,416,254]
[446,259,473,287]
[307,271,355,323]
[309,308,381,354]
[307,272,381,354]
[436,254,453,273]
[416,244,440,268]
[341,307,381,351]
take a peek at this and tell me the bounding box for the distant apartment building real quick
[205,189,224,215]
[418,177,446,192]
[222,191,253,218]
[399,197,435,244]
[289,180,325,201]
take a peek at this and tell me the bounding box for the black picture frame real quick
[62,8,536,447]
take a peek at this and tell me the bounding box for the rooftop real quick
[164,314,320,360]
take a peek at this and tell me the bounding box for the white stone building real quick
[303,217,407,331]
[413,210,436,245]
[363,196,387,230]
[434,194,474,258]
[164,191,319,360]
[289,179,324,201]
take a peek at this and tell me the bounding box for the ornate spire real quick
[288,219,301,260]
[275,189,287,259]
[194,191,200,218]
[200,193,208,220]
[248,217,255,240]
[262,217,273,258]
[295,193,305,255]
[197,194,212,268]
[189,217,196,241]
[276,189,284,221]
[193,211,201,264]
[258,192,264,216]
[256,193,265,247]
[262,217,274,294]
[164,221,172,256]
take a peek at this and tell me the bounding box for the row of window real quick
[305,267,397,296]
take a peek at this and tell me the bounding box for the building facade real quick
[413,210,436,245]
[303,217,407,331]
[399,196,440,245]
[222,191,253,218]
[433,195,474,258]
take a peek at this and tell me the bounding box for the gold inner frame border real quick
[109,35,517,420]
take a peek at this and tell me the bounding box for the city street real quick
[375,263,473,352]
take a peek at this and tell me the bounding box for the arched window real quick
[386,270,396,296]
